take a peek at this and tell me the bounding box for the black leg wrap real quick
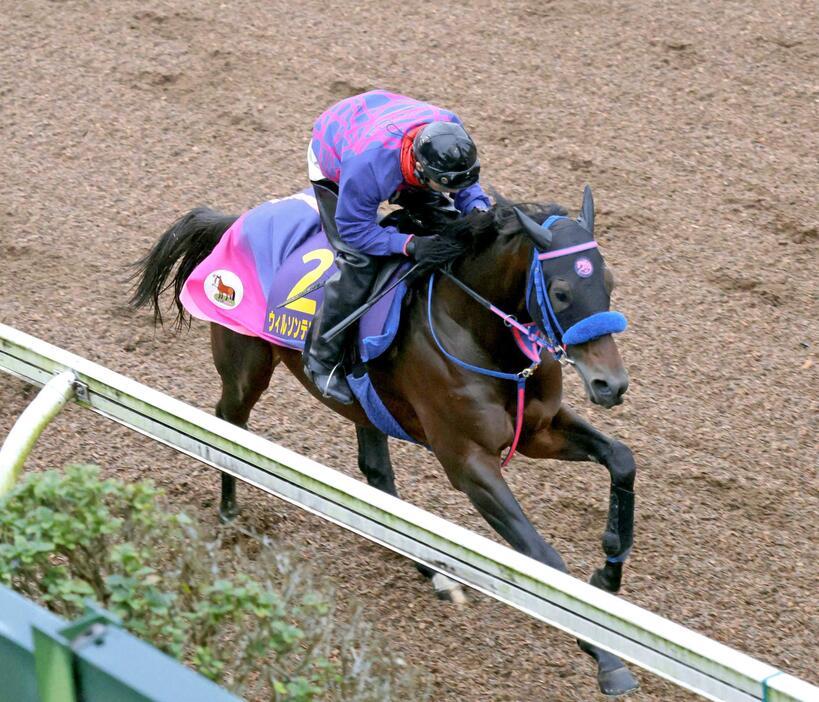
[219,473,238,523]
[602,485,635,558]
[355,426,396,495]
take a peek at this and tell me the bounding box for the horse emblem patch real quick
[574,257,594,278]
[205,269,244,309]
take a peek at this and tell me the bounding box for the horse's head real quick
[513,187,629,408]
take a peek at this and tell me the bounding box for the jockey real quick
[304,90,491,404]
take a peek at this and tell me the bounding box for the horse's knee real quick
[443,466,473,494]
[607,440,636,488]
[444,461,494,497]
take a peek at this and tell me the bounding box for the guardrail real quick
[1,322,816,702]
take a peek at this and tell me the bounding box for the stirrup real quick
[305,358,354,405]
[322,362,342,394]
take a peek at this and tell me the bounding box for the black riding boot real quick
[303,250,379,404]
[302,179,380,405]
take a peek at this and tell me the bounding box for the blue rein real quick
[426,274,541,383]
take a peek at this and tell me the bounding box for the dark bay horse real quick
[131,187,638,696]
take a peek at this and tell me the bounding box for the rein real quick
[439,270,571,363]
[426,272,538,467]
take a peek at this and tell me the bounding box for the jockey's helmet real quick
[413,122,480,190]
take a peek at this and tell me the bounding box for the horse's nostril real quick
[591,379,612,397]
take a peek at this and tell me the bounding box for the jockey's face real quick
[414,162,459,194]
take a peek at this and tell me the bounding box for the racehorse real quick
[131,187,639,696]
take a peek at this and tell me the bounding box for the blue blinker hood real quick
[526,215,627,350]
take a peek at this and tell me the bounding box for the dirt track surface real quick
[1,1,817,700]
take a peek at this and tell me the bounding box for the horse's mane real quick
[407,190,569,259]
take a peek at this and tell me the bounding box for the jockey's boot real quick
[302,247,379,405]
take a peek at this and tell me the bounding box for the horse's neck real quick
[436,236,531,356]
[463,234,530,316]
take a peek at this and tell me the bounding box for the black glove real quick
[405,235,464,271]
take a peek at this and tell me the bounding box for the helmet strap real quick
[400,125,426,188]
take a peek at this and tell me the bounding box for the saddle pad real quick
[180,190,409,362]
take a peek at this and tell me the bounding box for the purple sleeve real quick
[445,113,491,213]
[454,182,492,213]
[335,153,411,256]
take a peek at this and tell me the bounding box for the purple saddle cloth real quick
[181,190,414,441]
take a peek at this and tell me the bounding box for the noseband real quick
[527,215,627,351]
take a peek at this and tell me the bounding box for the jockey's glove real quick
[404,234,464,270]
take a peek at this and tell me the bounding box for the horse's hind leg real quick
[211,324,277,522]
[355,425,465,603]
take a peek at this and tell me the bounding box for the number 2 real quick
[283,248,335,315]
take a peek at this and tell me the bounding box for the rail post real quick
[0,370,77,497]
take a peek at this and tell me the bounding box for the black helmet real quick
[413,122,480,190]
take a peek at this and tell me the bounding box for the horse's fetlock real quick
[602,530,621,556]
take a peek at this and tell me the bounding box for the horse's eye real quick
[555,291,568,303]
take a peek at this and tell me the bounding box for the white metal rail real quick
[0,369,76,495]
[0,323,815,702]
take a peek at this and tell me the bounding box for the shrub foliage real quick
[0,465,427,701]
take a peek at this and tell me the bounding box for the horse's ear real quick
[487,184,512,208]
[577,185,594,234]
[514,207,553,249]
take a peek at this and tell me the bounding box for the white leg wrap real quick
[431,573,467,604]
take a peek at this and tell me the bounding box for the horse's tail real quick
[129,207,238,327]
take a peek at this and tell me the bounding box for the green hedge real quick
[0,465,428,701]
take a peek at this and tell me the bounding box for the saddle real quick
[177,186,457,441]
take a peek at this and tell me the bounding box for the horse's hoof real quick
[218,504,239,524]
[431,573,467,605]
[598,666,639,697]
[590,568,621,593]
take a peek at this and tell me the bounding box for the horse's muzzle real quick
[568,335,629,408]
[588,372,629,407]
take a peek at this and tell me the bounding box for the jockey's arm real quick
[453,182,492,214]
[445,114,491,214]
[335,155,410,256]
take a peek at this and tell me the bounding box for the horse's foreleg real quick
[519,405,635,594]
[435,441,637,696]
[211,325,276,522]
[437,442,570,567]
[355,425,465,602]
